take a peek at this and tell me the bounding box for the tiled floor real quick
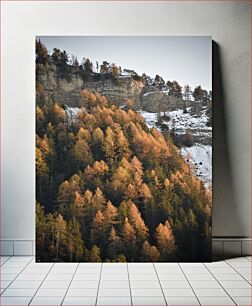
[0,256,251,305]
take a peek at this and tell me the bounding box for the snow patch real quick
[181,144,212,188]
[161,108,211,133]
[138,110,158,129]
[65,106,81,119]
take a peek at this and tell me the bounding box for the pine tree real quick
[156,220,176,259]
[128,202,148,242]
[54,214,67,257]
[142,241,160,262]
[104,201,118,225]
[122,217,136,260]
[89,245,102,262]
[66,217,84,261]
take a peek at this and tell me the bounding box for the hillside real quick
[36,41,212,187]
[36,40,212,262]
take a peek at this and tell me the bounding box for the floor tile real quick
[30,296,64,305]
[232,296,252,305]
[79,263,102,268]
[214,273,245,281]
[75,267,101,274]
[0,256,10,264]
[2,288,37,296]
[16,273,46,281]
[154,262,179,267]
[70,280,99,288]
[165,296,200,305]
[35,287,67,296]
[182,267,209,274]
[101,273,128,281]
[1,274,17,281]
[131,288,163,296]
[205,261,230,268]
[128,263,153,267]
[103,263,126,267]
[228,262,252,268]
[8,280,42,289]
[180,263,205,267]
[128,267,155,273]
[99,281,129,288]
[45,273,73,281]
[2,261,28,268]
[103,266,127,273]
[207,267,236,274]
[155,267,182,273]
[189,280,221,288]
[53,263,78,267]
[97,296,131,305]
[158,273,186,280]
[73,274,100,281]
[129,274,158,281]
[7,256,33,262]
[1,267,23,274]
[27,262,53,268]
[160,280,191,288]
[0,296,32,305]
[227,257,250,263]
[50,267,77,274]
[132,296,166,305]
[22,267,50,274]
[194,288,228,296]
[62,296,96,305]
[0,280,12,289]
[241,274,252,283]
[98,288,130,296]
[235,267,252,274]
[40,280,71,288]
[163,288,195,296]
[185,273,215,281]
[225,288,252,296]
[130,280,160,289]
[66,288,97,296]
[219,280,252,288]
[198,296,236,305]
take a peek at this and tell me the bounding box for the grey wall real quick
[1,1,251,242]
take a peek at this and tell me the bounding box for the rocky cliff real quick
[36,64,144,108]
[36,63,209,113]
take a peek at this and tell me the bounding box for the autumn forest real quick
[36,39,212,262]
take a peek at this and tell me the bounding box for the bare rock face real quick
[141,92,193,112]
[36,64,144,107]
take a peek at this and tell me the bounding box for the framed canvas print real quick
[36,36,212,262]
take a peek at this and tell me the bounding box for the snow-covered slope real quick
[162,107,211,137]
[138,107,212,188]
[181,145,212,188]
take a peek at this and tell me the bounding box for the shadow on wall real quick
[212,41,244,238]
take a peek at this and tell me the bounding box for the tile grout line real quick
[28,260,55,305]
[153,263,168,306]
[244,256,251,262]
[95,262,103,306]
[60,263,80,306]
[0,255,12,266]
[0,256,34,296]
[225,260,252,286]
[178,263,202,306]
[126,263,133,306]
[203,263,238,305]
[0,255,12,296]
